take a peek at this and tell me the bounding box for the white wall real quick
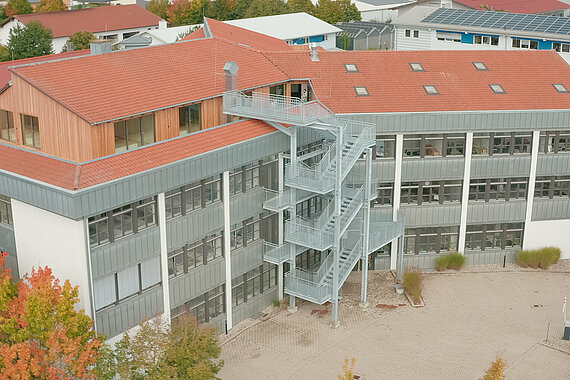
[0,20,23,45]
[394,26,431,50]
[11,200,92,317]
[524,219,570,259]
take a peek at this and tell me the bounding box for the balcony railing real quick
[285,218,334,250]
[368,212,405,254]
[284,271,331,304]
[223,91,331,125]
[262,188,290,212]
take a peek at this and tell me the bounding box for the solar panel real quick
[421,7,570,36]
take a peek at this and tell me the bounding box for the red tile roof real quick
[264,49,570,113]
[183,18,293,52]
[453,0,570,14]
[10,37,289,124]
[0,119,276,190]
[6,5,162,38]
[0,50,88,90]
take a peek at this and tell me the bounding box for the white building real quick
[116,25,198,50]
[0,5,164,53]
[351,0,416,22]
[224,12,341,50]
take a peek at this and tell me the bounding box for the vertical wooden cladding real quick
[0,75,114,162]
[155,107,179,141]
[202,97,223,130]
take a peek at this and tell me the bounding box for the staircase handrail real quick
[339,185,364,232]
[315,250,334,282]
[338,238,363,286]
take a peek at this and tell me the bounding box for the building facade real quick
[0,18,570,341]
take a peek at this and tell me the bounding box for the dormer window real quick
[410,63,424,72]
[473,62,488,71]
[345,64,358,73]
[355,87,369,96]
[423,85,439,95]
[489,84,506,94]
[553,84,569,93]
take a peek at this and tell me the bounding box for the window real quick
[164,181,203,220]
[423,85,439,95]
[229,168,243,196]
[296,196,323,218]
[553,84,569,93]
[436,32,460,42]
[179,103,201,135]
[122,31,138,39]
[469,178,528,202]
[553,42,570,53]
[409,63,424,72]
[403,134,465,157]
[344,64,358,72]
[20,114,40,149]
[204,176,221,205]
[473,62,488,71]
[270,84,285,96]
[474,35,499,46]
[114,114,155,153]
[402,180,462,205]
[535,176,570,199]
[94,257,161,311]
[405,29,419,38]
[512,38,538,49]
[88,197,157,247]
[354,87,369,96]
[0,110,15,143]
[405,226,459,254]
[167,233,223,279]
[376,183,393,206]
[472,133,490,155]
[489,84,506,94]
[539,131,570,153]
[0,194,12,225]
[171,285,225,324]
[465,223,523,251]
[232,263,277,307]
[375,135,396,158]
[296,249,322,269]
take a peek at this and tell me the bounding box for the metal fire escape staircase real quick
[223,90,404,307]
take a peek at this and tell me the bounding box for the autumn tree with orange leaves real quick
[0,251,104,379]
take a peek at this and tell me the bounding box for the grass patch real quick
[272,299,280,307]
[435,252,466,271]
[516,247,561,269]
[402,269,423,304]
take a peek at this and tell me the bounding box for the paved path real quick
[219,271,570,379]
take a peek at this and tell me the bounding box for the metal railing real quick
[262,188,290,211]
[262,241,291,264]
[285,219,334,250]
[222,91,330,125]
[338,238,363,286]
[339,185,364,235]
[367,212,405,254]
[284,271,331,304]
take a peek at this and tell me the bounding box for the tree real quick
[36,0,66,13]
[0,252,104,379]
[167,0,209,26]
[314,0,361,24]
[244,0,289,18]
[5,21,53,61]
[288,0,314,14]
[100,315,223,379]
[0,7,8,23]
[228,0,252,19]
[207,0,234,21]
[64,30,95,51]
[147,0,170,20]
[339,32,350,50]
[479,356,505,380]
[4,0,33,17]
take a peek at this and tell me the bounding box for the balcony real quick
[262,188,290,212]
[262,241,307,264]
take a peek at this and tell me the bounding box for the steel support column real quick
[360,148,372,306]
[288,126,298,312]
[331,126,343,326]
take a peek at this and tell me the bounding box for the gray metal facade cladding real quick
[0,224,18,279]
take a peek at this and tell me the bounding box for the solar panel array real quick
[421,8,570,36]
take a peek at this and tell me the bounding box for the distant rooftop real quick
[453,0,570,14]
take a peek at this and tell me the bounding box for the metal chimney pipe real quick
[223,61,239,123]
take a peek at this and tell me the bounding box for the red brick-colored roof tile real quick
[8,5,162,38]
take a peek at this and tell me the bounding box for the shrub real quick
[436,252,466,271]
[479,355,505,380]
[516,247,561,269]
[402,268,423,304]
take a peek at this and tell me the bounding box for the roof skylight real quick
[355,87,369,96]
[553,83,569,93]
[345,64,359,73]
[473,62,488,71]
[423,85,439,95]
[489,84,506,94]
[410,63,424,72]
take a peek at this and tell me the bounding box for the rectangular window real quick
[244,163,260,191]
[270,84,285,96]
[489,84,506,94]
[403,134,421,157]
[512,38,538,49]
[404,134,465,158]
[229,168,243,196]
[230,223,244,250]
[204,176,221,205]
[539,131,570,154]
[553,42,570,53]
[0,194,13,225]
[436,32,460,42]
[375,135,396,158]
[535,176,570,199]
[376,183,393,206]
[401,182,419,204]
[114,114,155,153]
[0,110,15,143]
[424,134,443,157]
[136,197,156,231]
[404,227,459,254]
[20,114,40,149]
[472,133,490,155]
[474,35,499,45]
[469,178,528,202]
[179,103,201,136]
[173,286,225,324]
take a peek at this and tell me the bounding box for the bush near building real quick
[435,252,466,271]
[402,268,423,304]
[516,247,561,269]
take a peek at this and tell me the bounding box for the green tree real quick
[244,0,289,18]
[228,0,252,19]
[167,0,209,26]
[207,0,234,21]
[5,21,53,61]
[99,315,223,379]
[36,0,66,13]
[314,0,361,24]
[339,32,350,50]
[288,0,315,14]
[0,7,8,23]
[147,0,170,20]
[63,30,95,51]
[5,0,33,17]
[0,252,104,379]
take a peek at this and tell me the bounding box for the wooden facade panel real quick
[202,96,223,130]
[155,107,179,141]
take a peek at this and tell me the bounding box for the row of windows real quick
[400,180,462,205]
[165,177,220,220]
[232,263,277,307]
[230,217,262,251]
[88,197,157,247]
[0,110,41,149]
[0,194,12,225]
[167,232,223,279]
[401,134,466,158]
[171,285,225,325]
[403,223,523,255]
[404,29,420,38]
[93,256,161,311]
[469,178,528,202]
[534,176,570,199]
